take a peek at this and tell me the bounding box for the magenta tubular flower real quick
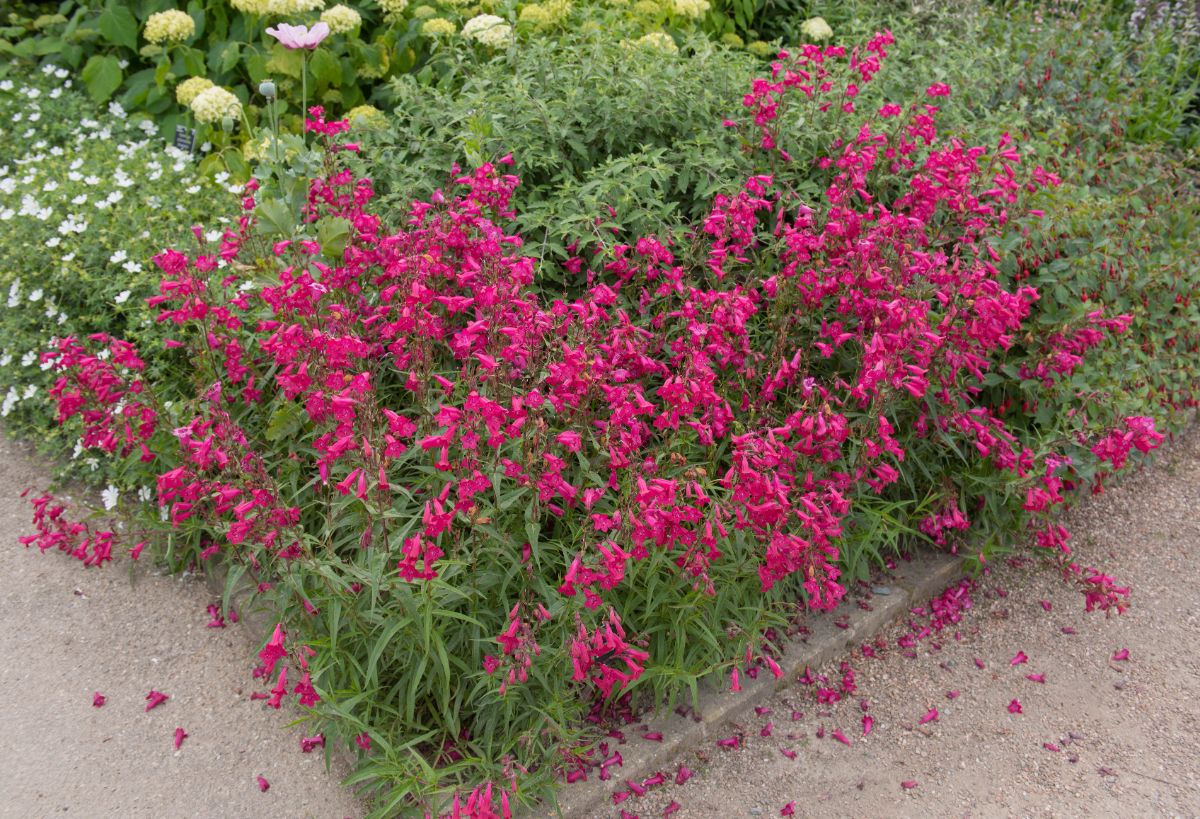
[145,690,169,711]
[174,727,188,750]
[256,775,270,792]
[92,692,106,708]
[264,21,330,50]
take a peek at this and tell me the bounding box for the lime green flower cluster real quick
[519,0,572,31]
[143,10,195,44]
[321,4,363,33]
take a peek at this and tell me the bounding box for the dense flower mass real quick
[143,10,196,44]
[321,4,363,34]
[175,76,214,106]
[672,0,711,19]
[635,31,678,52]
[422,17,456,36]
[189,86,241,123]
[800,16,834,41]
[461,14,514,47]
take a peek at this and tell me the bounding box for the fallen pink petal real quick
[1044,742,1061,752]
[974,658,986,669]
[919,708,939,725]
[781,802,796,816]
[675,765,693,785]
[1010,651,1029,666]
[256,775,270,792]
[1112,648,1131,661]
[780,747,797,760]
[174,727,187,750]
[901,780,918,790]
[664,800,681,816]
[831,728,852,745]
[642,732,663,742]
[300,734,326,753]
[862,715,874,736]
[1008,699,1023,714]
[144,690,169,711]
[92,692,106,708]
[1026,673,1046,683]
[946,690,960,699]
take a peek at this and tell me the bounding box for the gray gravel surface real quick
[0,432,364,819]
[597,422,1200,818]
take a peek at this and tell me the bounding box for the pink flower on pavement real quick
[92,692,106,707]
[145,690,169,711]
[300,734,325,753]
[1008,699,1023,714]
[257,775,270,792]
[265,21,330,50]
[1112,648,1130,661]
[174,727,188,750]
[1010,651,1028,666]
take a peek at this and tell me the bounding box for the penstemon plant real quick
[23,32,1187,817]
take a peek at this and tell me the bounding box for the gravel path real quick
[0,432,364,819]
[615,422,1200,818]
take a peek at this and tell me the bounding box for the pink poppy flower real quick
[265,22,330,50]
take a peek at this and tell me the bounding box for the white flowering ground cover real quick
[0,63,238,472]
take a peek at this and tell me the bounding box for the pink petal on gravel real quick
[780,747,797,760]
[256,776,269,792]
[815,725,825,739]
[675,765,694,785]
[1044,742,1061,752]
[1010,651,1029,666]
[174,727,188,750]
[144,690,169,711]
[781,802,796,816]
[1061,627,1077,635]
[664,800,681,816]
[1112,648,1130,661]
[92,692,106,708]
[1039,600,1052,611]
[862,715,874,736]
[831,728,851,745]
[974,658,986,669]
[946,690,960,700]
[901,780,918,790]
[626,779,647,797]
[1026,673,1046,683]
[642,732,663,742]
[612,790,630,805]
[716,736,740,750]
[1008,699,1023,714]
[919,708,938,725]
[761,722,774,738]
[755,706,773,716]
[790,710,804,721]
[643,773,666,788]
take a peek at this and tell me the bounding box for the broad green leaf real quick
[81,54,123,102]
[97,4,137,52]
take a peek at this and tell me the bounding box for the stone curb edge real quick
[534,552,966,819]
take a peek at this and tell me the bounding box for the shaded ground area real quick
[0,432,363,819]
[615,422,1200,818]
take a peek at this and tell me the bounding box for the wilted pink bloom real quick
[675,765,693,785]
[716,736,740,749]
[1062,627,1077,635]
[611,790,630,805]
[129,541,146,560]
[145,690,169,711]
[974,658,986,669]
[1010,651,1028,666]
[664,800,682,816]
[174,727,188,750]
[92,692,106,708]
[1112,648,1130,661]
[642,732,663,742]
[919,708,938,725]
[730,667,741,692]
[760,722,773,737]
[625,779,647,796]
[1008,699,1023,714]
[831,728,851,745]
[755,706,772,716]
[300,734,325,753]
[256,775,270,792]
[780,747,797,759]
[901,780,918,790]
[643,773,666,787]
[781,802,796,816]
[1026,673,1046,684]
[946,690,960,700]
[790,710,804,721]
[1043,742,1061,752]
[862,715,874,735]
[265,21,330,50]
[1039,600,1052,612]
[815,725,825,739]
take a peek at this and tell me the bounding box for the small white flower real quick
[1,387,18,417]
[205,229,221,243]
[71,194,87,205]
[160,504,169,522]
[86,457,99,472]
[122,261,143,273]
[55,68,68,80]
[72,440,84,459]
[101,485,120,511]
[114,290,131,304]
[109,249,128,264]
[186,184,200,195]
[0,80,12,91]
[44,237,61,248]
[20,351,37,367]
[22,384,37,399]
[117,59,129,69]
[61,252,76,262]
[28,289,43,302]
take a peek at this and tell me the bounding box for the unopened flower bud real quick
[259,80,276,99]
[221,115,234,133]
